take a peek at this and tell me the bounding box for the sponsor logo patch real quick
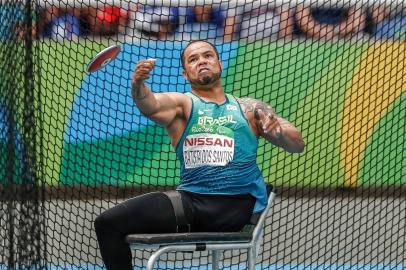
[183,131,235,169]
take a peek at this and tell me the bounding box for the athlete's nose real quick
[197,56,208,66]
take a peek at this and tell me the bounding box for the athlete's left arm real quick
[237,98,305,153]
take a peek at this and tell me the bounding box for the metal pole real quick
[211,250,220,270]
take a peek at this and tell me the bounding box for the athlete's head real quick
[181,40,222,87]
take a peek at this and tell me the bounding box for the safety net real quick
[0,0,405,269]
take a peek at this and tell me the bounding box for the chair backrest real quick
[251,185,277,244]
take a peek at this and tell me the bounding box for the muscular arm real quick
[132,82,186,127]
[131,59,188,128]
[237,97,305,153]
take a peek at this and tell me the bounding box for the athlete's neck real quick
[192,86,226,104]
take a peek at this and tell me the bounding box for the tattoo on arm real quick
[237,97,256,113]
[237,98,275,119]
[132,81,149,100]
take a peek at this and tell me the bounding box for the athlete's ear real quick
[219,60,223,72]
[182,69,189,81]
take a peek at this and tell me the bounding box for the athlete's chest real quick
[192,102,243,129]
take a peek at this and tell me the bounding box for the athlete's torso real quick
[176,92,267,212]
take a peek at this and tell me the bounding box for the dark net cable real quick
[0,0,405,269]
[0,0,45,269]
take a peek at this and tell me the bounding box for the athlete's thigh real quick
[184,192,256,232]
[99,192,177,235]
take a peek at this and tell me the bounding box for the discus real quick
[87,45,121,73]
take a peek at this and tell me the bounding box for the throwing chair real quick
[126,185,277,270]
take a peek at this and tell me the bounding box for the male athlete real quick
[95,40,305,270]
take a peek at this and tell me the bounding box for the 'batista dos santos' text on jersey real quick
[176,93,267,213]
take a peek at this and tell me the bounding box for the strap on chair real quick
[164,190,191,233]
[249,212,261,225]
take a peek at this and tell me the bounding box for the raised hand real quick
[257,109,282,139]
[133,58,157,82]
[132,59,156,100]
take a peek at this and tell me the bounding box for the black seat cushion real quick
[126,231,252,245]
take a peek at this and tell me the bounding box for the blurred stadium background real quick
[0,0,405,269]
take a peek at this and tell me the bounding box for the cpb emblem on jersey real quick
[226,104,238,111]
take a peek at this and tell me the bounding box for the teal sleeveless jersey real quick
[176,92,267,213]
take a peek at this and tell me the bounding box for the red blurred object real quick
[96,6,127,23]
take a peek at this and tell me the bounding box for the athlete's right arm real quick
[131,59,189,128]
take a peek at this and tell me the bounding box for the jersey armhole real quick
[174,93,195,153]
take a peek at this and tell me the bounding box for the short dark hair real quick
[180,40,220,69]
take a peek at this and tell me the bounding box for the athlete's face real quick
[182,42,223,87]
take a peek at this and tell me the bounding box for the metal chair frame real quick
[126,189,277,270]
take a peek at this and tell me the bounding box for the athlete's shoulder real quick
[183,91,198,100]
[235,97,259,114]
[158,92,192,101]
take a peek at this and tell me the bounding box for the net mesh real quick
[0,0,405,269]
[0,0,45,269]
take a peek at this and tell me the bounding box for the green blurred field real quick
[1,39,404,187]
[61,40,369,187]
[42,40,406,187]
